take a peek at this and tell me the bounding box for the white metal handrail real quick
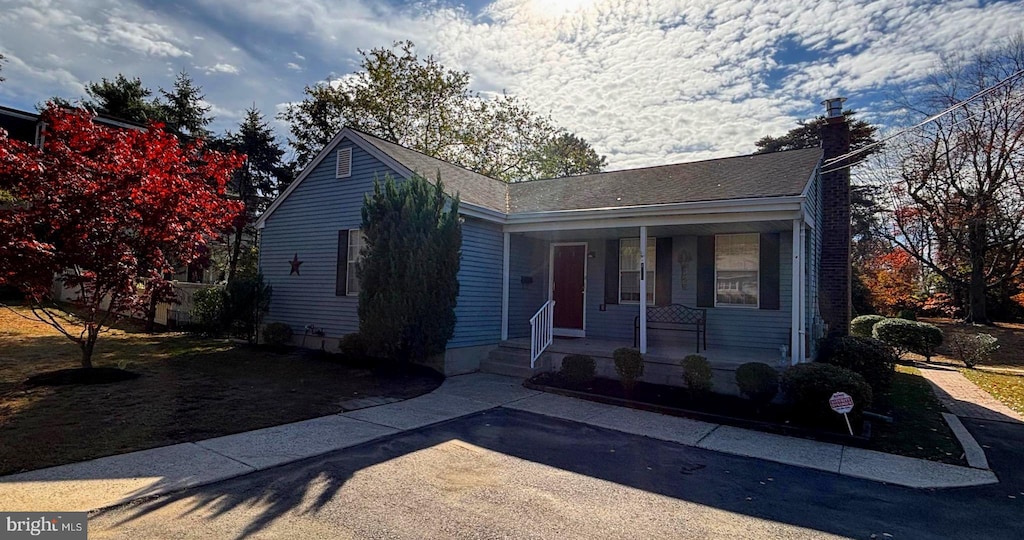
[529,300,555,368]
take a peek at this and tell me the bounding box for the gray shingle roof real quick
[507,147,823,213]
[354,129,822,215]
[353,130,509,213]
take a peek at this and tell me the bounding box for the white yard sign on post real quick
[829,392,855,435]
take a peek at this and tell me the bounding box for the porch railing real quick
[529,300,555,369]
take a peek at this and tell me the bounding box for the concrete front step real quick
[481,347,542,379]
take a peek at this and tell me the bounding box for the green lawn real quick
[0,306,442,475]
[961,368,1024,416]
[870,365,963,463]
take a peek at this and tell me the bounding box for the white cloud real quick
[202,63,241,75]
[2,0,1023,169]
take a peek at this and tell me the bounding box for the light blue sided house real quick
[256,99,854,388]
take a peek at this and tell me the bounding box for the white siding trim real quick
[639,226,647,354]
[791,219,802,365]
[501,231,510,341]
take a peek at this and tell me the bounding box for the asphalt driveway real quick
[90,408,1024,539]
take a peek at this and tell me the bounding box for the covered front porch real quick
[497,200,820,370]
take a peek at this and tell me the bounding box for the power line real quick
[821,67,1024,170]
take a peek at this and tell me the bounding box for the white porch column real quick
[639,226,648,354]
[791,219,802,365]
[501,231,510,341]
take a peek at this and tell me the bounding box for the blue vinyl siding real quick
[507,232,793,352]
[260,141,401,338]
[506,235,549,339]
[804,171,824,358]
[450,218,503,347]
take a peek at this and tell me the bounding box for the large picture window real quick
[346,229,365,295]
[619,238,655,304]
[715,233,759,307]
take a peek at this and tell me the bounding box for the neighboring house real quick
[256,99,853,383]
[1,103,218,321]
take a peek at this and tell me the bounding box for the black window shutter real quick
[696,236,715,307]
[760,232,781,310]
[656,237,672,305]
[336,230,348,296]
[604,239,619,304]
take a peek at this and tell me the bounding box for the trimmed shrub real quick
[338,332,370,360]
[781,363,873,426]
[850,315,886,338]
[872,318,943,359]
[560,354,597,388]
[681,354,713,393]
[262,322,293,347]
[950,333,999,368]
[897,309,917,321]
[358,175,461,361]
[818,336,897,392]
[613,348,644,395]
[735,362,779,404]
[190,286,225,336]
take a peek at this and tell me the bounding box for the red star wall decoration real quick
[289,253,303,275]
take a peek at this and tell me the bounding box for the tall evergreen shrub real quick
[358,174,462,360]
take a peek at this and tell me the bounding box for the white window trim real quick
[714,233,760,309]
[618,237,656,305]
[346,228,364,296]
[336,147,353,179]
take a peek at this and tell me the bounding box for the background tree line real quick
[757,36,1024,324]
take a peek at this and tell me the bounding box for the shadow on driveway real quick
[92,408,1024,539]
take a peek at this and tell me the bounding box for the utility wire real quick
[821,67,1024,169]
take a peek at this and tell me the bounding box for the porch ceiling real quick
[519,220,795,240]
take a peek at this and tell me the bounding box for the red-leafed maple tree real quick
[0,105,244,368]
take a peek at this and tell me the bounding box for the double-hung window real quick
[619,238,656,304]
[346,229,365,295]
[715,233,759,307]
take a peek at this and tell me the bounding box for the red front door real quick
[552,244,586,331]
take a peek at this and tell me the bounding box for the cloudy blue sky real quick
[1,0,1022,169]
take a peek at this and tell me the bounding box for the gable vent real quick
[336,147,353,178]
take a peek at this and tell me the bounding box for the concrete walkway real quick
[0,373,998,513]
[919,366,1024,424]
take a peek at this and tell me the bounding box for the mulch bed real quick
[526,372,871,447]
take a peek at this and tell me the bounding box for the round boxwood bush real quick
[781,363,873,426]
[681,354,713,393]
[850,315,886,338]
[339,332,369,359]
[560,354,597,388]
[735,362,779,404]
[872,318,943,359]
[817,335,897,392]
[262,322,293,347]
[613,348,644,394]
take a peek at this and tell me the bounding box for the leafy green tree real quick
[533,132,607,178]
[158,70,213,139]
[220,106,287,283]
[358,174,461,360]
[84,74,163,124]
[281,41,604,182]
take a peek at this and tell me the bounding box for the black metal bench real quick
[634,304,707,353]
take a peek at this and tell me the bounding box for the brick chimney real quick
[819,97,851,337]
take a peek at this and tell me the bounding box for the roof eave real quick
[505,195,805,225]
